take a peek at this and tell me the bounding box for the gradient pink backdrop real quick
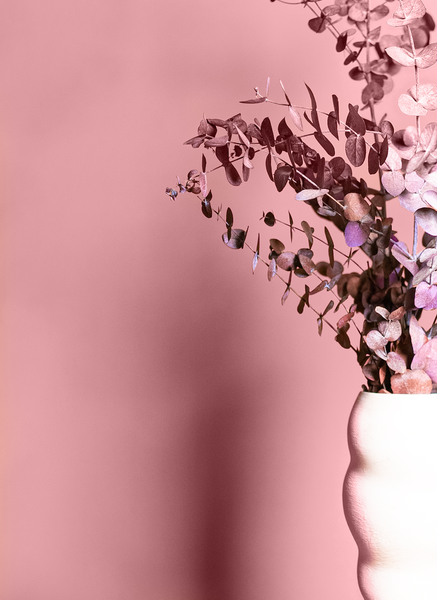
[0,1,412,599]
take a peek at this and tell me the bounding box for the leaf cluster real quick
[168,0,437,394]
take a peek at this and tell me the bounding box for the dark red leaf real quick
[216,144,230,165]
[222,228,246,249]
[201,198,212,219]
[336,31,348,52]
[314,132,335,156]
[204,135,229,148]
[380,135,389,165]
[225,163,242,186]
[346,103,366,136]
[308,16,327,33]
[327,111,339,139]
[274,164,293,192]
[368,143,380,175]
[265,153,274,182]
[261,117,275,148]
[345,134,366,166]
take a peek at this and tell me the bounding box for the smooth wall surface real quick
[0,1,411,599]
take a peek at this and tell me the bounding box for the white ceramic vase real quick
[343,391,437,600]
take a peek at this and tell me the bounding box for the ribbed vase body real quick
[343,392,437,600]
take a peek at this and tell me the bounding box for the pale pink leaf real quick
[388,0,426,25]
[414,282,437,309]
[385,46,415,66]
[392,240,419,274]
[415,207,437,235]
[381,170,405,196]
[404,171,424,193]
[391,369,433,393]
[410,83,437,110]
[365,329,386,351]
[267,258,277,281]
[295,188,329,201]
[411,337,437,382]
[378,319,402,342]
[381,145,402,170]
[387,352,407,374]
[423,190,437,209]
[409,314,428,354]
[416,44,437,69]
[398,93,428,116]
[199,172,208,198]
[288,105,303,131]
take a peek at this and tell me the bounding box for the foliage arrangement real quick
[167,0,437,394]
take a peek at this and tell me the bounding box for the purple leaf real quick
[344,221,370,247]
[411,337,437,382]
[414,282,437,310]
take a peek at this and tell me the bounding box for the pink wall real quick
[0,1,412,599]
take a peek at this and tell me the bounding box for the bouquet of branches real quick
[167,0,437,394]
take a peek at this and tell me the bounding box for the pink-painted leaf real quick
[382,146,402,171]
[410,315,428,354]
[415,207,437,235]
[416,44,437,69]
[365,329,386,351]
[392,241,419,274]
[288,105,303,131]
[404,171,424,193]
[420,122,437,159]
[387,352,407,374]
[348,2,367,21]
[398,93,428,116]
[399,190,426,213]
[414,282,437,309]
[378,319,402,341]
[411,337,437,382]
[240,97,267,104]
[381,170,405,196]
[391,369,433,394]
[423,190,437,209]
[199,172,208,198]
[267,257,277,281]
[387,0,426,27]
[385,46,415,66]
[295,188,329,201]
[410,83,437,110]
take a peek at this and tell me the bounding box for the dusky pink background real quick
[0,1,412,599]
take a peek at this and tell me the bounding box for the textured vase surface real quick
[343,391,437,600]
